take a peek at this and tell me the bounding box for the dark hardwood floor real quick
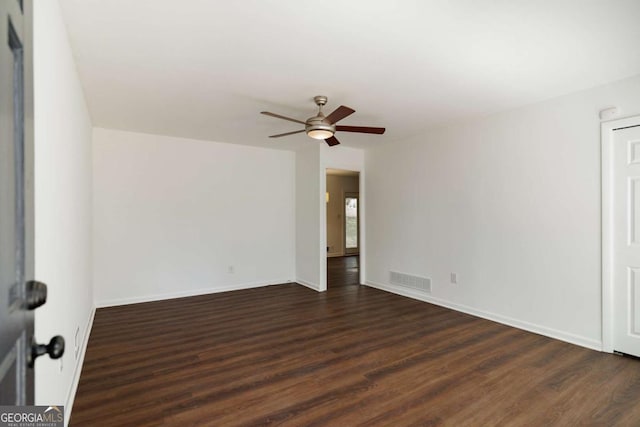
[71,268,640,425]
[327,255,359,287]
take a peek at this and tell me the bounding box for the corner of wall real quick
[64,306,95,423]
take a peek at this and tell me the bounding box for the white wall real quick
[295,145,366,291]
[322,145,365,173]
[33,0,94,418]
[366,74,640,350]
[92,128,295,305]
[295,144,322,290]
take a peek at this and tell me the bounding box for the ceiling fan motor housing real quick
[305,115,335,138]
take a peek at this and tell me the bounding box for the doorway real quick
[326,169,360,288]
[602,116,640,357]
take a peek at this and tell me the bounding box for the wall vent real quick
[390,271,431,293]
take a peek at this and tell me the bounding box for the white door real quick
[613,124,640,357]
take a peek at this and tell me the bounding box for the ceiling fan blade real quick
[325,106,355,124]
[261,111,306,125]
[336,125,386,134]
[269,129,306,138]
[325,136,340,146]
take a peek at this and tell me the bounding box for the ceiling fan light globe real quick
[308,129,334,140]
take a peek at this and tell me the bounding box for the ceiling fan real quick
[261,96,385,146]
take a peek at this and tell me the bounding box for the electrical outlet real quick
[228,265,234,274]
[450,273,458,284]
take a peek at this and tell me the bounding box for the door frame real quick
[601,115,640,353]
[320,168,364,291]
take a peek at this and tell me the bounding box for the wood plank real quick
[70,258,640,425]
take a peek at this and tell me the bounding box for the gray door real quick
[1,1,64,406]
[0,0,34,405]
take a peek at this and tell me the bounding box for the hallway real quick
[327,255,359,287]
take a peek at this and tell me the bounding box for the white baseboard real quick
[364,280,602,352]
[64,305,95,426]
[96,279,292,308]
[296,279,320,291]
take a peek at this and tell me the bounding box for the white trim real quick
[358,170,365,285]
[319,165,327,291]
[96,279,292,308]
[601,115,640,353]
[64,305,95,426]
[365,280,602,352]
[296,279,321,292]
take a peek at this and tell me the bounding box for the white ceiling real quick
[59,0,640,151]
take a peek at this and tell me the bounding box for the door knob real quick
[25,280,47,310]
[29,336,65,367]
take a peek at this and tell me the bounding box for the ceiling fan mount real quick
[312,95,328,106]
[261,96,385,147]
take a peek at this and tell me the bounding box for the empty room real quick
[2,0,640,426]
